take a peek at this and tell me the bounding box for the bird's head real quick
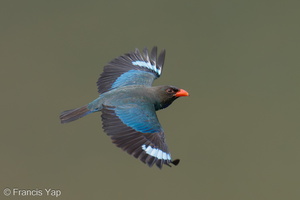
[153,85,189,110]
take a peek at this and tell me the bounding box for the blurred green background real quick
[1,1,300,200]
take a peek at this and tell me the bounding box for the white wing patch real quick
[141,144,171,160]
[132,61,162,75]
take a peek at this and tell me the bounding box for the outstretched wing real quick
[101,104,179,169]
[97,47,166,94]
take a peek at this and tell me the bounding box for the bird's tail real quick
[60,105,92,124]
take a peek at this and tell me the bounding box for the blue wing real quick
[97,47,166,94]
[101,104,176,169]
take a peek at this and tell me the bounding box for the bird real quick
[59,47,189,169]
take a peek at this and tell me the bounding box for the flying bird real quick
[60,47,189,169]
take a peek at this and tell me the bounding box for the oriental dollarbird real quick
[60,47,189,169]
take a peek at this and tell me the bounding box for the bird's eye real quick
[166,88,174,93]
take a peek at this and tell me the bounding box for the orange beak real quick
[174,89,189,97]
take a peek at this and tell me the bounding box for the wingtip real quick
[142,47,149,60]
[139,46,165,71]
[157,49,166,69]
[171,159,180,166]
[162,159,180,168]
[135,48,140,54]
[150,46,158,65]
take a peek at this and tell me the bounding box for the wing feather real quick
[97,47,166,94]
[101,105,174,169]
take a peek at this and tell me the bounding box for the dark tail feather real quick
[60,105,91,124]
